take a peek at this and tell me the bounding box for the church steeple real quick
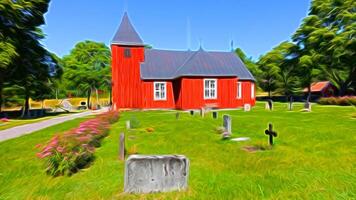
[111,12,144,46]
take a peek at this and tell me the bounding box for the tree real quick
[292,0,355,96]
[62,41,111,108]
[0,0,59,116]
[235,48,261,78]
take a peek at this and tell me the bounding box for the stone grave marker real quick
[176,112,180,120]
[190,110,194,116]
[124,155,189,194]
[264,123,277,146]
[212,111,218,119]
[244,104,251,111]
[304,102,311,112]
[119,133,125,160]
[200,107,205,117]
[223,115,232,134]
[126,120,131,130]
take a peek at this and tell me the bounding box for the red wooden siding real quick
[178,77,255,110]
[141,81,175,109]
[111,45,144,109]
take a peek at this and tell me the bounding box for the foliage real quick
[62,41,111,108]
[36,111,119,176]
[235,48,261,78]
[318,96,356,106]
[291,0,355,96]
[0,0,61,115]
[256,0,355,98]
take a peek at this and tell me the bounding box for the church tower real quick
[111,12,145,109]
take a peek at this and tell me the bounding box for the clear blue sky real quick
[42,0,310,60]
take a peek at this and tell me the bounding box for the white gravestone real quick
[244,104,251,111]
[124,155,189,194]
[223,115,232,133]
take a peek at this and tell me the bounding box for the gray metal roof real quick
[140,48,255,81]
[111,12,143,46]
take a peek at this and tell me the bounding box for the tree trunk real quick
[268,90,271,99]
[87,89,91,109]
[95,87,99,108]
[0,83,3,113]
[307,84,311,103]
[22,94,30,118]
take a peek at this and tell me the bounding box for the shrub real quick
[36,111,119,176]
[318,96,356,106]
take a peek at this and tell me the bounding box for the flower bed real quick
[318,96,356,106]
[36,111,119,176]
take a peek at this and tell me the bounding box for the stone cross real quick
[175,112,180,120]
[212,111,218,119]
[119,133,125,160]
[124,155,189,193]
[264,123,277,145]
[126,120,131,130]
[223,115,232,133]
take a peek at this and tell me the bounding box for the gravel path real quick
[0,108,108,142]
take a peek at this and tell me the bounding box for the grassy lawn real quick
[0,102,355,199]
[0,111,84,131]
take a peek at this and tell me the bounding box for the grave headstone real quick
[212,111,218,119]
[124,155,189,193]
[223,115,232,133]
[119,133,125,160]
[200,107,205,117]
[126,120,131,130]
[175,112,180,120]
[190,110,194,116]
[264,123,277,146]
[244,104,251,112]
[304,102,311,112]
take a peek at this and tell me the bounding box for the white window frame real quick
[237,82,242,99]
[251,83,255,98]
[153,82,167,101]
[204,79,217,99]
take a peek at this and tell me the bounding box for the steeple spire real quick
[111,12,143,46]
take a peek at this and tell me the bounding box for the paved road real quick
[0,109,108,142]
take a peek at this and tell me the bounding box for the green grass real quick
[0,102,355,199]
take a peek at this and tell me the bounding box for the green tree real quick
[62,41,111,108]
[292,0,355,96]
[235,48,261,78]
[0,0,59,116]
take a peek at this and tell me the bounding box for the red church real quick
[111,13,256,110]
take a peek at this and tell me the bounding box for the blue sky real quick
[42,0,310,60]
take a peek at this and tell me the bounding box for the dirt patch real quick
[242,145,271,153]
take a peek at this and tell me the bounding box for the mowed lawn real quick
[0,102,355,199]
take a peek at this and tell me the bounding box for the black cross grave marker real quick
[264,123,277,145]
